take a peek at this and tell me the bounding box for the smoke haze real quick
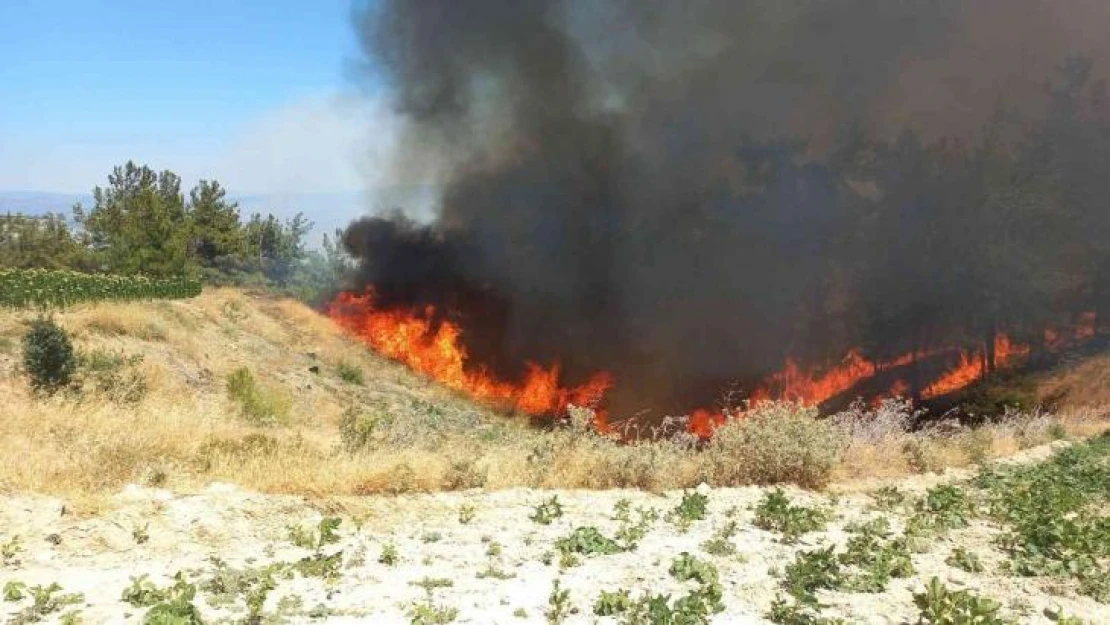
[344,0,1110,417]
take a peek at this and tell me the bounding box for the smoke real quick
[345,0,1110,417]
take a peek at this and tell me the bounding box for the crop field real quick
[0,269,201,308]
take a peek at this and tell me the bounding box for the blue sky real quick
[0,0,399,196]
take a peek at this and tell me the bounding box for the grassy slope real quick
[0,288,1107,509]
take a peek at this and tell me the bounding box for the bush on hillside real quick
[22,317,76,393]
[705,402,847,488]
[225,367,291,426]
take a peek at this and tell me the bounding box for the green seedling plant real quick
[2,535,22,567]
[458,504,476,524]
[4,581,26,602]
[755,489,828,543]
[546,578,572,625]
[913,577,1008,625]
[702,520,740,556]
[9,582,85,624]
[946,547,984,573]
[408,601,459,624]
[667,490,709,532]
[379,542,399,566]
[531,496,564,525]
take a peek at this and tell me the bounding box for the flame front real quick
[329,289,1096,441]
[327,292,613,425]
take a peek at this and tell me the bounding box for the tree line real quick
[0,162,350,304]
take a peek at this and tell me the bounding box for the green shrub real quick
[22,317,76,393]
[706,403,846,488]
[225,367,290,425]
[336,361,365,385]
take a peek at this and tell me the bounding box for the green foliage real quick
[8,582,84,625]
[667,491,709,531]
[410,577,454,593]
[914,485,975,532]
[594,589,633,616]
[1,268,201,308]
[1,535,21,567]
[612,501,659,550]
[838,517,914,592]
[75,162,194,278]
[555,527,623,558]
[783,547,842,606]
[669,553,720,588]
[946,547,984,573]
[974,433,1110,582]
[530,496,564,525]
[288,517,342,551]
[379,542,399,566]
[22,316,76,393]
[545,579,572,624]
[0,213,90,270]
[766,595,846,625]
[458,504,476,524]
[913,578,1007,625]
[754,489,828,543]
[225,367,290,426]
[4,581,26,602]
[702,520,739,556]
[336,360,365,385]
[408,600,459,624]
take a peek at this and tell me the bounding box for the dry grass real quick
[0,288,1108,505]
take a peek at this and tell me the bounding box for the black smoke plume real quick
[344,0,1110,418]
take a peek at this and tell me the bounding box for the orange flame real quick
[327,292,612,424]
[920,334,1029,399]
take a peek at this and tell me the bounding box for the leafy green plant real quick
[22,316,76,393]
[531,496,564,525]
[946,547,984,573]
[288,517,341,551]
[614,505,658,550]
[766,595,846,625]
[754,489,828,543]
[9,582,84,624]
[593,589,632,616]
[458,504,476,524]
[915,485,975,532]
[379,542,398,566]
[667,490,709,530]
[838,517,913,592]
[782,547,842,606]
[2,535,22,566]
[913,577,1007,625]
[670,553,720,587]
[132,523,150,545]
[555,527,623,559]
[545,578,572,624]
[702,520,739,556]
[138,574,203,625]
[4,581,26,602]
[408,600,458,624]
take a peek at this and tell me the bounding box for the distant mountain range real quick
[0,187,436,248]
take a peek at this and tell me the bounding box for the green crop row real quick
[0,268,201,308]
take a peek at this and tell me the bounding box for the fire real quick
[921,334,1029,399]
[327,291,612,424]
[329,288,1096,441]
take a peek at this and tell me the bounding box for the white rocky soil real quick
[0,445,1107,624]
